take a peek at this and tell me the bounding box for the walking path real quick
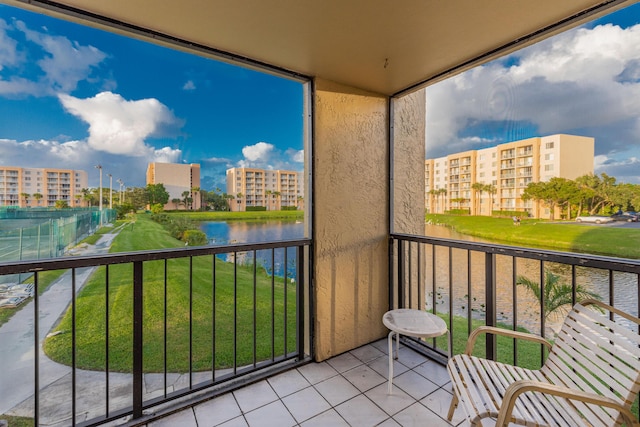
[0,224,231,426]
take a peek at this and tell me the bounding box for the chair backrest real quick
[541,300,640,427]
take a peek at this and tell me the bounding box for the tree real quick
[55,200,69,209]
[146,183,170,206]
[516,270,601,320]
[437,188,447,213]
[191,186,200,210]
[181,190,192,209]
[33,192,43,206]
[171,198,181,209]
[484,184,496,214]
[471,182,485,215]
[20,192,30,207]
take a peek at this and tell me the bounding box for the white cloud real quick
[0,137,181,186]
[183,80,196,90]
[426,23,640,160]
[287,148,304,163]
[0,18,19,71]
[242,141,274,162]
[59,91,182,156]
[15,20,107,94]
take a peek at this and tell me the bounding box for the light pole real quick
[108,174,113,210]
[95,164,103,226]
[117,179,123,205]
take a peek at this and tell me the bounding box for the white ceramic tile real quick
[147,408,197,427]
[414,360,451,387]
[326,352,362,373]
[371,338,390,355]
[193,393,242,427]
[243,401,296,427]
[396,347,432,369]
[393,402,451,427]
[313,374,360,406]
[268,369,311,397]
[299,409,350,427]
[366,353,410,379]
[350,344,385,363]
[393,370,439,400]
[364,382,415,416]
[377,418,402,427]
[233,380,278,413]
[334,395,388,426]
[281,386,331,423]
[421,388,467,426]
[341,364,386,392]
[297,362,338,384]
[217,415,249,427]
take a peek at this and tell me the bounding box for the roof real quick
[14,0,636,95]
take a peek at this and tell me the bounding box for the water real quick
[200,220,304,278]
[424,224,639,334]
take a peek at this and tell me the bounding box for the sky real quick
[425,2,640,184]
[2,4,640,190]
[0,3,304,189]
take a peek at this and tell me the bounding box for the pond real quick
[200,220,304,278]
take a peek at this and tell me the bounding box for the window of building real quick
[544,164,554,171]
[545,142,555,149]
[544,153,554,161]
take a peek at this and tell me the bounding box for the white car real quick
[575,215,614,224]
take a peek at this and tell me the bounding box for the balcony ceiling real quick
[27,0,635,95]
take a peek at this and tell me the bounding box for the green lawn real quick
[43,214,297,372]
[426,214,640,258]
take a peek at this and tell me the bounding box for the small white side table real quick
[382,309,451,394]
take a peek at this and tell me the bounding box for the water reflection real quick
[424,224,639,334]
[200,220,304,278]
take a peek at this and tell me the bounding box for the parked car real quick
[575,215,614,224]
[610,213,639,222]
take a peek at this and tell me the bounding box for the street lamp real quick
[95,164,102,226]
[117,179,123,205]
[108,173,113,210]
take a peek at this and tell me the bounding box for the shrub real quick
[183,229,208,246]
[150,203,164,214]
[281,206,298,211]
[246,206,267,211]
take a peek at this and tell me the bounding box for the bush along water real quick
[151,213,207,246]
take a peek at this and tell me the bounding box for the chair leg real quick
[447,394,458,421]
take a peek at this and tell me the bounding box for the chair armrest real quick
[465,326,552,355]
[496,379,637,427]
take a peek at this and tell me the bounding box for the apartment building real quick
[425,134,594,218]
[226,167,304,212]
[0,166,88,208]
[146,162,201,210]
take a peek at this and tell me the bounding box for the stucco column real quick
[313,79,389,361]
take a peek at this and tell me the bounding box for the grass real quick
[167,210,303,221]
[426,214,640,258]
[43,214,297,372]
[0,415,32,427]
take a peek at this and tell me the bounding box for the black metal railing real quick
[0,238,311,426]
[390,233,640,365]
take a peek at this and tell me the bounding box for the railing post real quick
[133,261,143,419]
[398,239,405,309]
[296,245,305,360]
[485,252,496,360]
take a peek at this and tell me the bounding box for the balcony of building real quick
[2,1,639,426]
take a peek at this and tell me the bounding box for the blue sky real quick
[426,2,640,183]
[0,3,304,189]
[2,3,640,189]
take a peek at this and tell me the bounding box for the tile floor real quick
[145,339,469,427]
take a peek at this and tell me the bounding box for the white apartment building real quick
[425,134,594,218]
[0,166,88,208]
[226,167,304,212]
[146,162,201,210]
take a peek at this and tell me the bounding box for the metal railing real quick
[0,238,311,426]
[390,233,640,365]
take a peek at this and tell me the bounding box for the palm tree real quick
[33,192,43,206]
[20,192,30,207]
[265,190,272,210]
[484,184,496,215]
[437,188,447,213]
[471,182,485,215]
[516,270,601,320]
[171,198,181,210]
[191,186,200,210]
